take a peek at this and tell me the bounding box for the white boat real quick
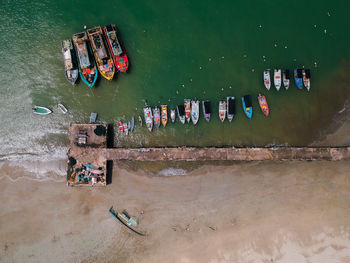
[177,105,185,124]
[274,69,282,91]
[143,107,153,132]
[263,69,271,90]
[32,106,52,115]
[58,103,68,114]
[123,123,128,135]
[283,69,290,90]
[219,100,226,122]
[303,69,311,91]
[170,109,176,123]
[184,99,191,123]
[191,100,199,125]
[226,97,235,122]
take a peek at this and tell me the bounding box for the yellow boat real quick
[87,26,115,80]
[161,105,168,127]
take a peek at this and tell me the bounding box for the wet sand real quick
[1,161,350,262]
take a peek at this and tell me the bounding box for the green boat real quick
[32,106,52,115]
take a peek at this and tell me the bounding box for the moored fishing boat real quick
[103,24,129,72]
[143,107,153,132]
[242,95,253,119]
[274,69,282,91]
[303,69,311,91]
[123,123,128,135]
[226,96,235,122]
[219,100,226,122]
[32,106,52,115]
[153,107,161,128]
[258,94,269,116]
[202,100,211,122]
[191,100,199,125]
[161,105,168,127]
[294,69,303,89]
[184,99,191,123]
[61,39,79,85]
[130,116,135,132]
[177,104,186,124]
[263,69,271,90]
[283,69,290,90]
[118,120,124,132]
[58,103,68,114]
[87,26,115,80]
[72,32,98,88]
[170,109,176,123]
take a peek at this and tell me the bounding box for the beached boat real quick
[72,32,98,88]
[258,94,269,116]
[242,95,253,119]
[32,106,52,115]
[90,112,97,123]
[184,99,191,123]
[191,100,199,125]
[153,107,161,128]
[177,104,186,124]
[103,24,129,72]
[61,39,79,85]
[294,69,303,89]
[130,116,134,132]
[161,105,168,127]
[58,103,68,114]
[143,107,153,132]
[219,100,226,122]
[123,123,128,135]
[303,69,311,91]
[138,116,142,127]
[202,100,211,122]
[274,69,282,91]
[263,69,271,90]
[283,69,290,90]
[109,207,146,236]
[118,120,124,132]
[226,97,235,122]
[87,26,115,81]
[170,109,176,123]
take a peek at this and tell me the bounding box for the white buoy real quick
[84,25,87,29]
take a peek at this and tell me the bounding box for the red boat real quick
[103,24,129,72]
[118,120,124,132]
[258,94,269,116]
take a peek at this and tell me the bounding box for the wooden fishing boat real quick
[303,69,311,91]
[61,39,79,85]
[109,207,146,236]
[274,69,282,91]
[170,109,176,123]
[123,123,128,135]
[130,117,135,132]
[32,106,52,115]
[118,120,124,133]
[263,69,271,90]
[283,69,290,90]
[294,69,303,89]
[177,104,186,124]
[161,105,168,127]
[153,107,161,128]
[58,103,68,114]
[242,95,253,119]
[191,100,199,125]
[72,32,98,88]
[258,94,269,116]
[219,100,226,122]
[184,99,191,123]
[90,112,97,123]
[143,107,153,132]
[87,26,115,80]
[103,24,129,72]
[138,116,142,127]
[226,96,235,122]
[202,100,211,122]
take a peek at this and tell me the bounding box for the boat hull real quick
[219,100,226,122]
[33,106,52,115]
[191,100,199,125]
[258,94,269,116]
[202,101,211,122]
[242,96,252,119]
[263,70,271,90]
[294,69,303,89]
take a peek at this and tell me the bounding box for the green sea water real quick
[1,0,350,159]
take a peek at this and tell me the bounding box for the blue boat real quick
[294,69,303,89]
[242,95,252,119]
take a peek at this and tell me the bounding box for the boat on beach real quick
[61,39,79,85]
[191,100,199,125]
[161,105,168,127]
[32,106,52,115]
[123,123,128,135]
[153,107,161,128]
[294,69,303,89]
[177,104,186,124]
[303,69,311,91]
[274,69,282,91]
[130,116,135,132]
[103,24,129,72]
[72,31,98,88]
[219,100,226,122]
[242,95,253,119]
[87,26,115,80]
[283,69,290,90]
[184,99,191,123]
[202,100,211,122]
[143,107,153,132]
[90,112,97,123]
[263,69,271,90]
[170,109,176,123]
[118,120,124,132]
[258,94,269,116]
[226,96,235,122]
[58,103,68,114]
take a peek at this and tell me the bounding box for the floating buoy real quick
[314,24,317,28]
[274,43,278,47]
[327,12,331,16]
[190,78,192,82]
[176,90,179,94]
[251,69,255,72]
[285,46,288,49]
[221,56,224,59]
[199,66,202,69]
[324,29,327,34]
[208,58,212,61]
[258,25,262,28]
[229,86,232,89]
[84,25,87,29]
[221,88,224,91]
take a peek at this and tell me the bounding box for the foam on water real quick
[157,168,188,176]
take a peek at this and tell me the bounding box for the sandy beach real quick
[1,160,350,262]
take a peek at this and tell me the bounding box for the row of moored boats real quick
[263,69,311,91]
[61,24,129,87]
